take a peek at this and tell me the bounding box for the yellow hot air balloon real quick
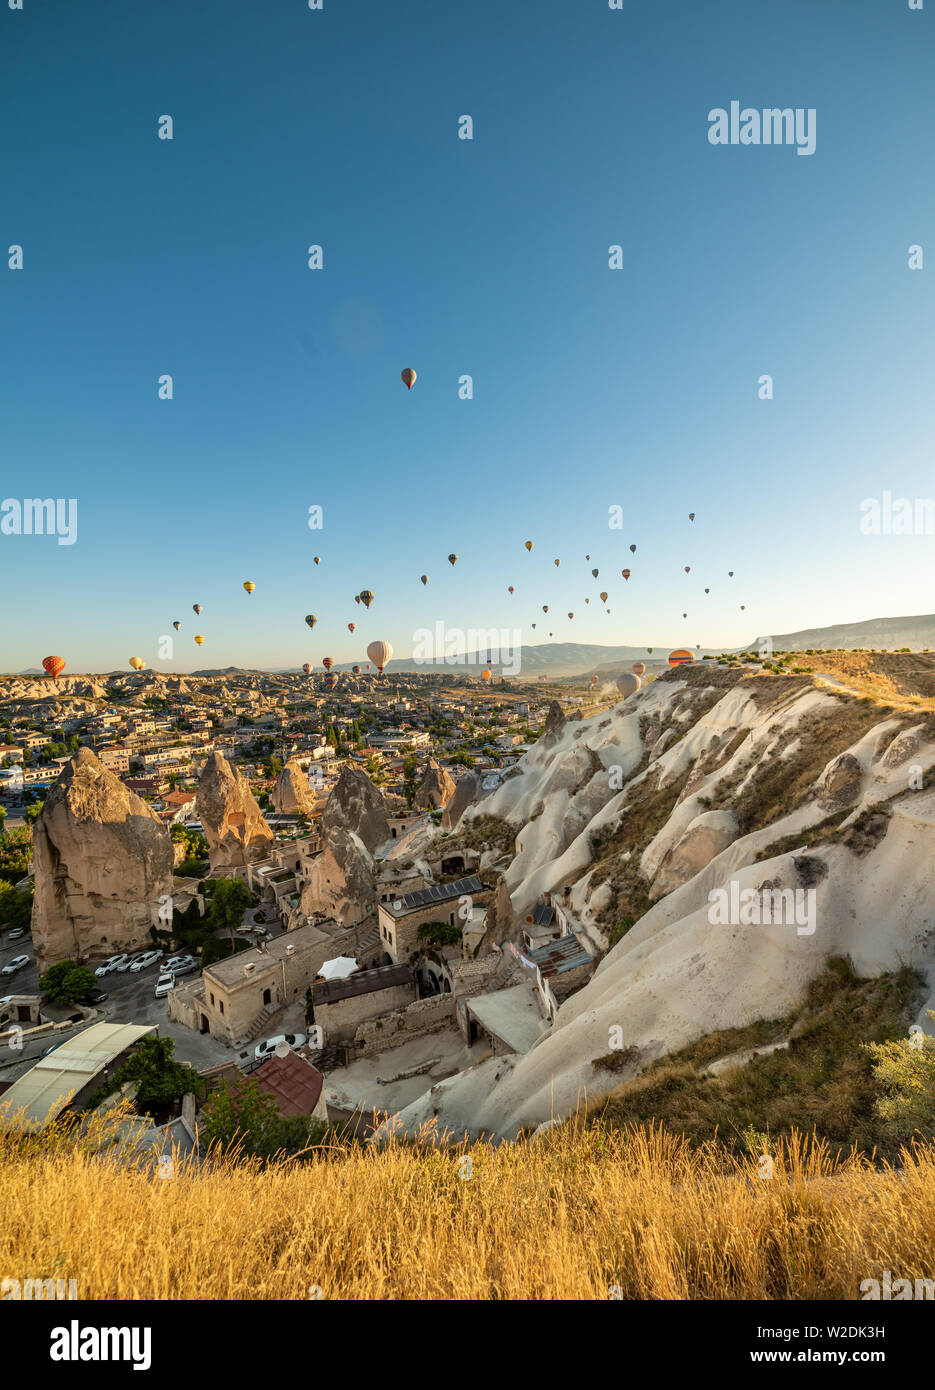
[359,590,375,609]
[194,635,205,646]
[128,657,146,671]
[401,368,417,390]
[243,581,255,595]
[524,541,534,552]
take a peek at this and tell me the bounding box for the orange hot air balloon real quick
[481,669,492,683]
[42,655,65,680]
[524,541,534,552]
[367,640,393,673]
[401,368,417,390]
[322,657,334,671]
[348,622,356,633]
[622,569,631,580]
[668,648,695,668]
[194,635,205,646]
[632,662,646,676]
[128,657,146,671]
[568,612,574,619]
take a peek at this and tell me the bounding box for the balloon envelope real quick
[622,569,631,580]
[524,541,533,552]
[243,581,255,594]
[172,621,181,631]
[421,575,428,585]
[401,368,417,390]
[367,639,393,672]
[322,657,334,671]
[42,655,65,680]
[668,648,695,668]
[305,615,317,629]
[448,553,458,565]
[193,604,203,614]
[481,669,492,682]
[302,662,311,675]
[632,662,646,676]
[359,590,375,609]
[616,672,641,697]
[128,657,145,671]
[194,635,205,646]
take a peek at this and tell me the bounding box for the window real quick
[210,993,215,1006]
[220,1001,224,1014]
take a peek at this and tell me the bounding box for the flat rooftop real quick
[204,921,332,989]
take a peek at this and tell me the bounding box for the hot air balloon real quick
[589,675,599,688]
[622,569,631,580]
[728,570,734,577]
[683,613,688,618]
[549,632,553,636]
[668,649,695,668]
[42,655,65,680]
[542,605,549,613]
[347,623,356,633]
[629,544,637,553]
[524,541,534,552]
[193,604,203,615]
[591,568,599,579]
[322,657,334,671]
[741,605,746,610]
[366,664,370,670]
[354,595,361,605]
[128,657,146,671]
[568,612,574,619]
[323,673,338,691]
[704,588,710,594]
[531,624,536,629]
[647,647,654,654]
[359,590,375,609]
[194,635,205,646]
[585,598,590,605]
[314,556,321,565]
[243,581,255,595]
[302,662,312,675]
[448,554,458,566]
[554,558,560,567]
[401,368,417,390]
[600,591,608,603]
[481,669,492,683]
[632,662,646,676]
[421,575,428,586]
[172,621,181,631]
[508,586,515,594]
[689,512,696,521]
[305,615,318,630]
[352,665,361,675]
[367,640,393,673]
[684,566,691,574]
[616,672,641,697]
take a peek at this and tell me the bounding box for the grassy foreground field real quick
[3,1108,934,1300]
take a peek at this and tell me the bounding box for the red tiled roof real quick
[251,1051,324,1117]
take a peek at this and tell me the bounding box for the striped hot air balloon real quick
[668,649,695,668]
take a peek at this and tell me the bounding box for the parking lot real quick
[0,933,238,1083]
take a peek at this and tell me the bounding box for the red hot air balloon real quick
[42,655,65,680]
[508,586,514,594]
[622,569,631,580]
[348,623,356,633]
[322,657,334,671]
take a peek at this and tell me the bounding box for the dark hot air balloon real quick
[359,590,375,609]
[305,614,317,629]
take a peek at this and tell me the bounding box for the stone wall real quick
[353,993,457,1058]
[317,981,415,1043]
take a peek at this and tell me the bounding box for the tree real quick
[68,734,80,753]
[24,801,43,828]
[200,1077,325,1161]
[40,960,101,1003]
[417,920,462,948]
[0,806,6,837]
[864,1016,935,1143]
[206,877,253,951]
[87,1036,198,1115]
[0,882,32,932]
[402,753,419,808]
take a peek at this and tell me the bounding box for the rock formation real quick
[31,748,174,967]
[442,773,477,830]
[650,810,739,900]
[271,758,315,815]
[195,751,274,870]
[299,766,389,925]
[414,759,455,811]
[540,700,566,749]
[817,752,862,809]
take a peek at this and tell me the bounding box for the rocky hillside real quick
[392,663,935,1138]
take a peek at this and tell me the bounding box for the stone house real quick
[313,963,415,1042]
[377,874,493,965]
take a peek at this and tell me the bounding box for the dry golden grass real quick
[3,1105,935,1300]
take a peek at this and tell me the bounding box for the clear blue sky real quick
[2,0,932,672]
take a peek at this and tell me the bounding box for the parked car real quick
[128,950,164,973]
[164,954,196,971]
[95,954,129,977]
[166,957,197,977]
[1,955,30,977]
[7,927,27,941]
[79,990,108,1006]
[254,1032,307,1062]
[154,973,175,999]
[116,951,151,973]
